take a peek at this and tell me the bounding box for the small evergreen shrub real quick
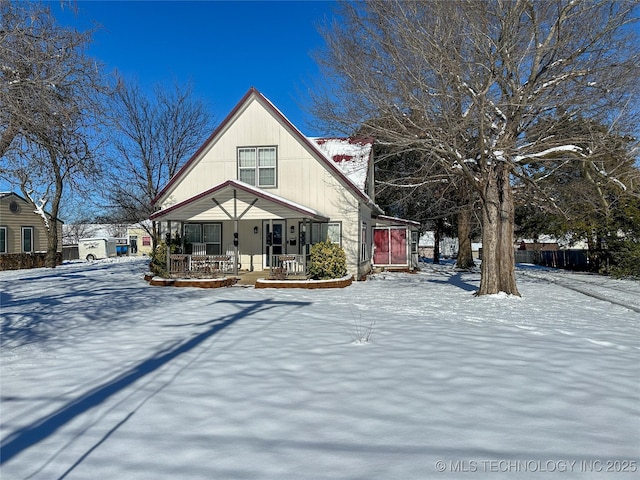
[308,241,347,280]
[150,241,170,278]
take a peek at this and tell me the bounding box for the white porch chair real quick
[225,245,236,272]
[192,243,206,255]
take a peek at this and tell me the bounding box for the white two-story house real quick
[151,87,418,280]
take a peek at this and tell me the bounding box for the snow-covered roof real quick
[312,137,373,193]
[375,214,421,228]
[0,191,27,202]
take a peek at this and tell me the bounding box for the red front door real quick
[390,228,407,264]
[373,229,390,264]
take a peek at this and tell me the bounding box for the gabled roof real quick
[0,191,29,203]
[152,87,382,214]
[1,191,64,223]
[150,179,329,222]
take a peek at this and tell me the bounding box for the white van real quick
[78,237,117,261]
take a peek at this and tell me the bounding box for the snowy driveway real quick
[1,259,639,479]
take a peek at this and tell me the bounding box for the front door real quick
[390,228,407,264]
[264,221,284,267]
[373,229,390,265]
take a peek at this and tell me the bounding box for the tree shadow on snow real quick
[0,297,310,467]
[425,272,478,292]
[0,261,187,348]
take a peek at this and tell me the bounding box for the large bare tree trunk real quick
[478,164,519,296]
[46,231,59,268]
[456,205,475,270]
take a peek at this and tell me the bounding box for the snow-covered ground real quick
[1,258,638,479]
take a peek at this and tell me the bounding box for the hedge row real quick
[0,252,63,270]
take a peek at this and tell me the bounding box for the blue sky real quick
[52,1,337,136]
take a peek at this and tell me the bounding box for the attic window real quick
[9,201,19,213]
[238,147,277,187]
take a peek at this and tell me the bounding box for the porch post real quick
[233,189,238,276]
[269,218,273,270]
[166,220,172,276]
[303,218,309,275]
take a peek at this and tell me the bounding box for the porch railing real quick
[169,254,234,278]
[269,254,308,279]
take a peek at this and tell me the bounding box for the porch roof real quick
[374,214,421,229]
[150,179,329,223]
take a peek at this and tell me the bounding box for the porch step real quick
[235,271,268,286]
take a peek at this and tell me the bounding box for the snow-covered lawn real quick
[1,258,638,479]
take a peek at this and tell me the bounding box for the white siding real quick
[159,97,362,223]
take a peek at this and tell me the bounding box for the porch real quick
[150,180,330,281]
[168,253,310,280]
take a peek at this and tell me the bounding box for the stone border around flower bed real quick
[255,275,353,289]
[145,274,237,288]
[144,273,353,289]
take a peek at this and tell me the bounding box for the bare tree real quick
[310,0,639,295]
[105,79,213,248]
[63,222,96,245]
[0,1,109,267]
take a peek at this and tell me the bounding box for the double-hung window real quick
[360,222,368,261]
[22,227,33,253]
[238,147,277,187]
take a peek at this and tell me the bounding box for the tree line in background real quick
[1,0,639,290]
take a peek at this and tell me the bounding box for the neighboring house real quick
[0,192,63,269]
[126,224,153,256]
[151,87,419,279]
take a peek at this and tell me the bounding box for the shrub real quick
[308,241,347,280]
[150,241,171,277]
[608,239,640,279]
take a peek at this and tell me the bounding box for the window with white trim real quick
[184,223,222,255]
[238,147,277,187]
[22,226,33,253]
[0,226,6,254]
[411,231,419,254]
[360,222,368,261]
[311,222,342,245]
